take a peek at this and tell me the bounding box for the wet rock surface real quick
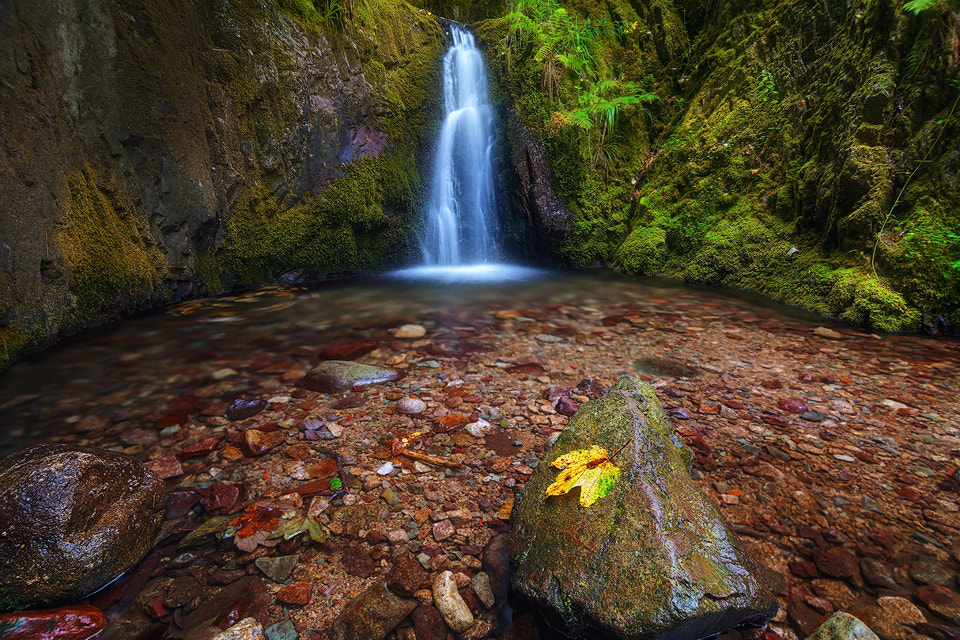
[0,275,959,639]
[0,444,166,610]
[0,604,107,640]
[297,361,400,394]
[511,377,778,639]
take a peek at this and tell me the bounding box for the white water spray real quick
[421,25,498,266]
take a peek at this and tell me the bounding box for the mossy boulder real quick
[0,444,166,612]
[510,377,777,640]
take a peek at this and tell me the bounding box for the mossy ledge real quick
[477,0,960,332]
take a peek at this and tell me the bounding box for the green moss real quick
[57,162,167,313]
[221,154,418,283]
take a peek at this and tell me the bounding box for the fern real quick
[904,0,943,14]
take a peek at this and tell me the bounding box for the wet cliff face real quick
[0,0,444,368]
[476,0,960,332]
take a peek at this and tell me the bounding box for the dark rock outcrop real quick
[510,377,778,640]
[0,444,166,611]
[0,0,445,370]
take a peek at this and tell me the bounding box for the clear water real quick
[421,25,498,266]
[0,268,877,454]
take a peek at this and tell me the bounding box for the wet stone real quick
[297,361,399,393]
[433,570,474,633]
[816,547,858,579]
[808,612,881,640]
[276,582,312,606]
[397,397,426,415]
[211,617,264,640]
[0,604,107,640]
[909,560,956,587]
[869,596,927,640]
[255,554,299,583]
[861,558,901,591]
[227,399,267,421]
[915,585,960,624]
[387,556,429,597]
[0,444,166,610]
[511,378,778,640]
[471,571,496,608]
[342,545,377,578]
[326,580,416,640]
[412,605,447,640]
[264,620,298,640]
[394,324,426,339]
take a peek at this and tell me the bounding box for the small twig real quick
[396,449,463,469]
[609,437,634,462]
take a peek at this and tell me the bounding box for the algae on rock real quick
[511,377,778,640]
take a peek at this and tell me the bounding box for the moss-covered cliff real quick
[477,0,960,332]
[0,0,444,369]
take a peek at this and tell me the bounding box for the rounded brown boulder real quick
[0,443,167,611]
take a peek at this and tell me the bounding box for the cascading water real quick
[421,25,498,266]
[391,24,544,283]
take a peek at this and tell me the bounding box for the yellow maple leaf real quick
[545,445,621,507]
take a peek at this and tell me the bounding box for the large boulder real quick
[510,377,778,640]
[0,444,167,611]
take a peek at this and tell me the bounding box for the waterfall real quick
[421,25,498,266]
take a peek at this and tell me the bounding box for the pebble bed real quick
[1,270,958,640]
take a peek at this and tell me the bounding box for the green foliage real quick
[903,0,954,14]
[756,69,778,102]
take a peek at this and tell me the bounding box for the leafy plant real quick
[756,69,778,102]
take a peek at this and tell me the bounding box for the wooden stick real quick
[397,449,463,469]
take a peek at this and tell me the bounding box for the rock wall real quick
[476,0,960,331]
[0,0,445,369]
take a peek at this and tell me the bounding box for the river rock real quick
[296,361,399,393]
[0,444,166,611]
[0,604,107,640]
[510,377,778,640]
[397,397,427,415]
[432,570,474,632]
[326,580,416,640]
[211,617,264,640]
[393,324,426,339]
[808,612,881,640]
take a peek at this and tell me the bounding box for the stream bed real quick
[1,268,958,640]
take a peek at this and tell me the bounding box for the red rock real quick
[854,543,885,559]
[176,436,223,459]
[321,341,378,360]
[698,404,719,415]
[145,455,183,479]
[778,398,809,413]
[243,429,285,456]
[788,561,820,579]
[277,581,313,606]
[895,485,921,501]
[144,589,171,619]
[761,378,784,389]
[166,489,202,519]
[555,396,579,417]
[0,605,106,640]
[897,407,921,416]
[867,528,897,550]
[154,412,188,430]
[815,547,857,579]
[200,482,240,514]
[725,399,744,409]
[387,556,429,597]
